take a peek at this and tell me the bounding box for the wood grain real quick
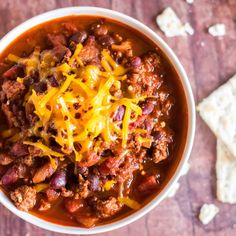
[0,0,236,235]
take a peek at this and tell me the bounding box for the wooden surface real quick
[0,0,236,235]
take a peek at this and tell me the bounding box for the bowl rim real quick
[0,6,196,234]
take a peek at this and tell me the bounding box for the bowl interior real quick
[0,7,195,234]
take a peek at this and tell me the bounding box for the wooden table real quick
[0,0,236,235]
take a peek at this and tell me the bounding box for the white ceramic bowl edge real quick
[0,7,196,234]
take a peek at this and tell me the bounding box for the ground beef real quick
[76,176,90,198]
[151,128,173,163]
[46,188,60,202]
[28,146,43,157]
[151,142,170,163]
[96,197,122,218]
[1,104,18,127]
[18,155,34,167]
[127,52,162,96]
[99,154,139,183]
[79,36,100,65]
[10,141,29,157]
[61,187,74,198]
[38,199,51,211]
[2,80,25,100]
[115,155,140,182]
[10,185,36,211]
[0,153,13,165]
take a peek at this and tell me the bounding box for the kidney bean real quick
[48,76,59,87]
[98,35,115,47]
[141,101,154,115]
[88,175,100,191]
[3,64,25,80]
[130,56,141,68]
[113,106,125,121]
[50,170,66,189]
[101,149,113,157]
[70,31,88,44]
[34,81,47,94]
[1,166,19,186]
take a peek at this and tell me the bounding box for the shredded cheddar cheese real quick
[118,197,141,210]
[8,44,145,166]
[102,180,117,191]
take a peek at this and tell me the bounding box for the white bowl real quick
[0,7,196,234]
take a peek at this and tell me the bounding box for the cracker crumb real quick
[208,24,226,37]
[186,0,194,3]
[184,23,195,35]
[199,204,219,225]
[156,7,194,37]
[200,41,205,47]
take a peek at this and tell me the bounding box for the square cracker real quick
[197,74,236,157]
[216,140,236,203]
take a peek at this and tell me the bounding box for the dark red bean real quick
[3,64,25,80]
[23,77,35,87]
[1,166,19,186]
[141,101,154,115]
[50,170,66,189]
[48,76,59,87]
[88,175,100,191]
[113,106,125,121]
[10,142,29,157]
[34,81,47,94]
[101,149,113,157]
[70,31,88,44]
[130,56,141,68]
[98,35,115,47]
